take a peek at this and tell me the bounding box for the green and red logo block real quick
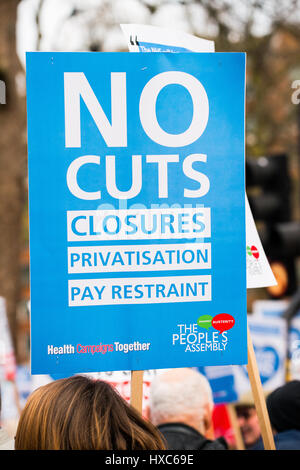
[247,245,260,259]
[197,313,235,333]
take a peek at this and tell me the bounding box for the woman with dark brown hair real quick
[15,375,166,450]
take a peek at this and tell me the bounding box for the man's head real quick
[236,404,261,448]
[149,368,214,436]
[266,380,300,433]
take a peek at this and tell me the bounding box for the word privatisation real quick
[47,341,151,356]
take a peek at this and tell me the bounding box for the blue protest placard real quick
[26,52,246,375]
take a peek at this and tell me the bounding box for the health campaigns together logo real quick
[197,313,235,333]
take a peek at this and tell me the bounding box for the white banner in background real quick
[245,197,277,288]
[121,23,277,290]
[120,23,215,52]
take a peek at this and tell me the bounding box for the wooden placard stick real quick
[130,370,144,414]
[247,324,276,450]
[227,404,245,450]
[13,379,22,416]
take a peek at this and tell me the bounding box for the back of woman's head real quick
[15,375,166,450]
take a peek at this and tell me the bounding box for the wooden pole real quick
[12,379,22,416]
[130,370,144,414]
[227,404,245,450]
[247,325,276,450]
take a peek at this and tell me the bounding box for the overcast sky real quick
[16,0,292,69]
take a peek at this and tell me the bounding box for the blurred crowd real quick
[1,367,300,451]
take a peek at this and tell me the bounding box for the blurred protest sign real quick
[198,365,238,404]
[289,315,300,380]
[237,314,287,395]
[0,297,16,382]
[26,51,246,378]
[84,370,155,418]
[252,299,289,318]
[253,299,300,381]
[16,367,155,419]
[0,296,20,425]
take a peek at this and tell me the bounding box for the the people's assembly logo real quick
[172,313,235,353]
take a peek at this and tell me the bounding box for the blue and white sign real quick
[198,365,239,404]
[234,314,287,397]
[26,52,246,375]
